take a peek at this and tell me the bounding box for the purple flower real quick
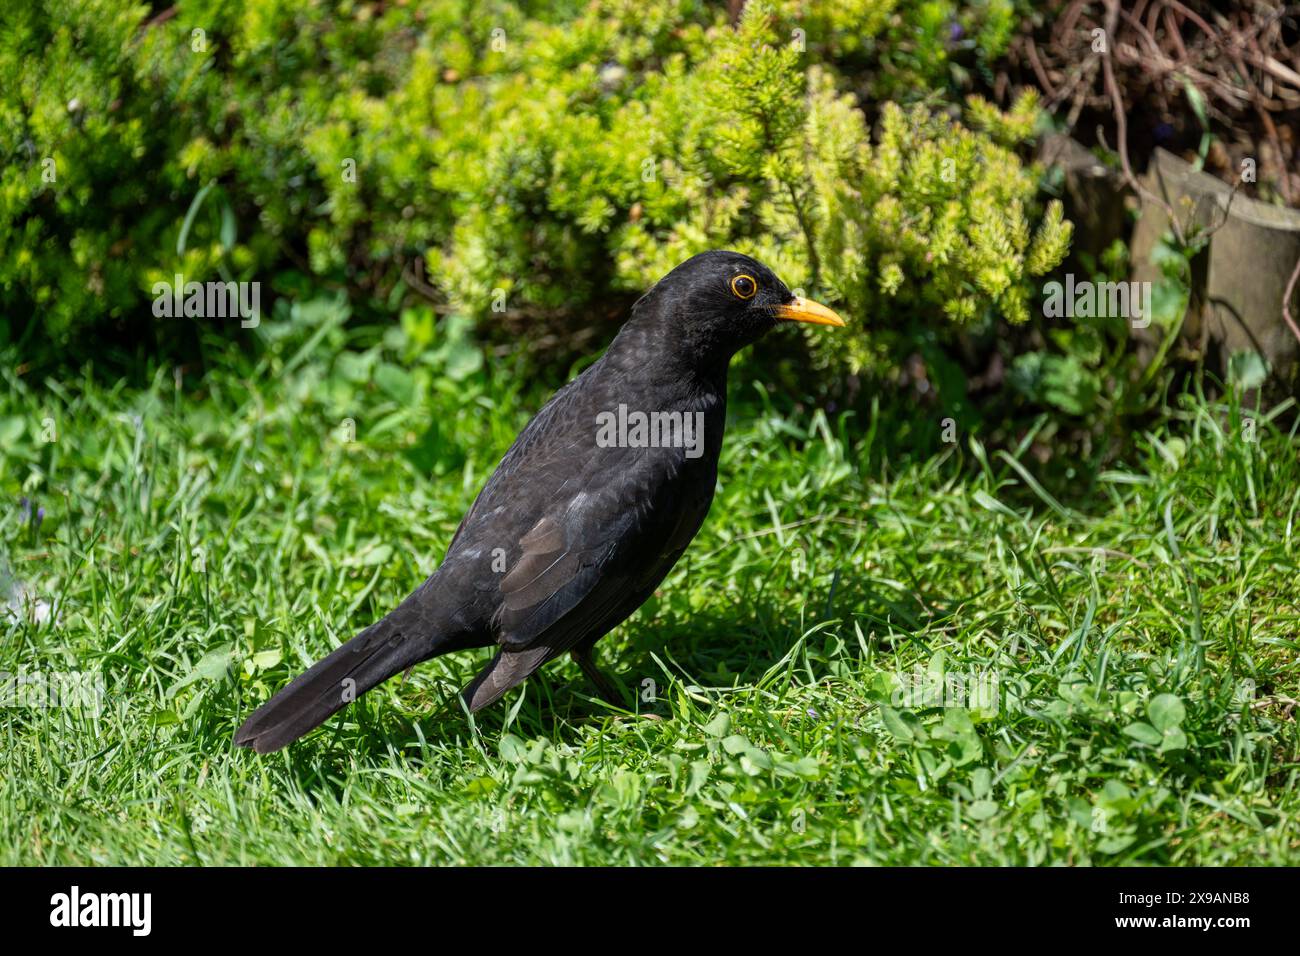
[18,498,43,533]
[948,21,965,42]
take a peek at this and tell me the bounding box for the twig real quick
[1283,251,1300,347]
[1100,0,1186,244]
[1199,178,1240,241]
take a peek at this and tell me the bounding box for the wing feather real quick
[441,358,723,702]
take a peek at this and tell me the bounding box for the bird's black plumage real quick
[235,250,843,753]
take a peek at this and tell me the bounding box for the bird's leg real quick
[570,647,625,708]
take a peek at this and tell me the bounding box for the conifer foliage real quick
[2,0,1069,375]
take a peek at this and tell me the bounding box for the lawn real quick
[2,312,1298,865]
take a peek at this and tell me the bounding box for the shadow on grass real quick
[264,564,972,780]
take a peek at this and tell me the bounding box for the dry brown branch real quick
[1284,251,1300,347]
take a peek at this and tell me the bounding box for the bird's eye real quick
[730,274,757,300]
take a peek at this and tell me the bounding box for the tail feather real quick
[235,606,435,754]
[460,645,555,713]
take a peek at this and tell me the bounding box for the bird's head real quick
[630,250,844,366]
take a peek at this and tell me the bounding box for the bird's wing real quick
[472,438,681,649]
[447,455,663,711]
[498,478,661,642]
[437,350,723,709]
[442,369,717,704]
[459,475,687,712]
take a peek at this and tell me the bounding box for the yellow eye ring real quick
[731,274,757,300]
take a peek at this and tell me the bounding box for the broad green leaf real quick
[878,705,915,743]
[375,363,415,404]
[702,712,731,738]
[721,734,752,755]
[1123,721,1163,746]
[1148,693,1186,732]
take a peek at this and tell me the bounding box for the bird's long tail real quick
[234,599,437,754]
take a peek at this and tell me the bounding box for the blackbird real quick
[235,250,843,753]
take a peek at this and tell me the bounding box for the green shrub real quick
[2,0,1066,385]
[423,1,1071,376]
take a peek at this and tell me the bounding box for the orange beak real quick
[775,296,846,327]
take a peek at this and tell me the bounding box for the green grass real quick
[2,321,1299,865]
